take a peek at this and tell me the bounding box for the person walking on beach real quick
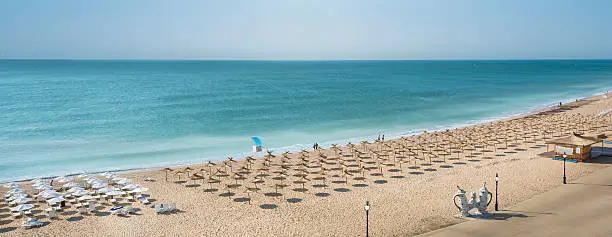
[377,135,380,142]
[382,135,385,142]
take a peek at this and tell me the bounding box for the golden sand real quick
[1,93,611,237]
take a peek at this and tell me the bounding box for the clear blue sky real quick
[1,0,611,60]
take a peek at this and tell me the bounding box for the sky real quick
[1,0,611,60]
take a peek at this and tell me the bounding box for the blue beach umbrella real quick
[251,137,262,147]
[252,137,263,152]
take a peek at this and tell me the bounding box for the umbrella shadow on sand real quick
[286,198,303,204]
[95,211,111,217]
[0,227,17,234]
[374,180,388,184]
[62,211,78,216]
[260,204,278,210]
[67,216,84,222]
[334,188,351,192]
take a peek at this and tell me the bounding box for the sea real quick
[1,60,611,182]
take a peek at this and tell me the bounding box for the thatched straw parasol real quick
[161,168,173,182]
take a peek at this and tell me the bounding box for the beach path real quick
[419,162,612,237]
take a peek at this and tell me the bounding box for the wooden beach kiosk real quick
[546,133,607,162]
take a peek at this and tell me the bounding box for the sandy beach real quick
[1,93,612,237]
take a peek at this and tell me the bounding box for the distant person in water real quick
[382,135,385,142]
[313,143,318,150]
[377,135,380,142]
[559,102,562,107]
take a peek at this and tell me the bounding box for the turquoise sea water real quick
[1,60,611,181]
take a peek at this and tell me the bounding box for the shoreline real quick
[3,90,609,184]
[1,88,610,236]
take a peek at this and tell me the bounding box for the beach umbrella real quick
[3,182,21,188]
[72,189,91,196]
[77,195,95,201]
[162,168,173,182]
[91,182,108,189]
[56,176,73,183]
[105,190,124,196]
[34,183,53,190]
[184,167,194,177]
[32,181,46,187]
[12,197,33,204]
[205,177,220,190]
[175,170,185,181]
[103,172,117,179]
[38,190,60,199]
[8,193,28,201]
[131,187,149,193]
[62,182,80,188]
[6,188,26,195]
[10,204,34,212]
[114,178,132,185]
[85,177,101,183]
[67,187,85,193]
[122,184,141,190]
[97,187,119,194]
[47,196,65,204]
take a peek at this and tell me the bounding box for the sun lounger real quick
[88,202,97,212]
[138,196,150,205]
[78,208,87,215]
[155,203,177,214]
[11,212,22,219]
[23,218,45,229]
[125,207,138,215]
[23,210,33,216]
[127,196,135,202]
[112,209,127,216]
[47,209,57,219]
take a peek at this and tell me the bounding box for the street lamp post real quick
[495,173,499,211]
[563,153,567,184]
[364,201,370,237]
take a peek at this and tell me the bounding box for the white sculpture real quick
[453,183,492,217]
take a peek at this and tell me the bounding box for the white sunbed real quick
[46,209,57,219]
[23,218,45,229]
[138,196,150,205]
[11,212,22,219]
[88,203,97,212]
[125,207,138,215]
[155,203,177,214]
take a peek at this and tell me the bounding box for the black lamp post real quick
[495,173,499,211]
[364,201,370,237]
[563,153,567,184]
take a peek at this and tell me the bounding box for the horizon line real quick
[1,58,612,62]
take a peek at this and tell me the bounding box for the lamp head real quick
[364,201,370,211]
[495,173,499,182]
[563,152,567,158]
